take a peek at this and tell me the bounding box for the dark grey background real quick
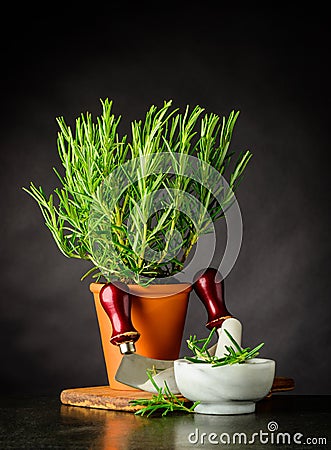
[1,5,330,395]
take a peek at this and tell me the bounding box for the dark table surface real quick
[0,393,330,449]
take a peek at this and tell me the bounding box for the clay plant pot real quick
[90,282,192,390]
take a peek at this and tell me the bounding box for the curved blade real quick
[115,353,175,391]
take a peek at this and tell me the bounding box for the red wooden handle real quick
[193,268,232,329]
[99,282,140,353]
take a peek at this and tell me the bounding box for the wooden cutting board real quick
[60,376,295,413]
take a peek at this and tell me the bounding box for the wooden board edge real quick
[60,390,143,412]
[60,376,295,413]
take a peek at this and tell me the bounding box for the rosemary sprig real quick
[129,370,199,417]
[186,328,264,366]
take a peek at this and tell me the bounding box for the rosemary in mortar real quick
[186,327,264,366]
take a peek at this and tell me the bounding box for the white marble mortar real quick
[174,358,275,415]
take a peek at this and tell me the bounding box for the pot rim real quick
[89,282,192,297]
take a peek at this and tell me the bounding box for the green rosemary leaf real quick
[184,357,208,363]
[223,328,242,352]
[80,266,99,281]
[201,327,216,351]
[245,342,265,359]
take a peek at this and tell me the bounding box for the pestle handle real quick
[99,282,140,354]
[215,318,243,358]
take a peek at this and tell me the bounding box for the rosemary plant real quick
[24,99,252,283]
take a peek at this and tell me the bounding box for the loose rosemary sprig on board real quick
[129,371,199,417]
[186,328,264,366]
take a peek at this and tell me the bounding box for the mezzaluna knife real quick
[100,269,241,393]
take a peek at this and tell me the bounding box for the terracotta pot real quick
[90,282,192,390]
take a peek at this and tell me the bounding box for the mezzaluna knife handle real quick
[99,282,140,355]
[193,267,233,330]
[193,268,243,357]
